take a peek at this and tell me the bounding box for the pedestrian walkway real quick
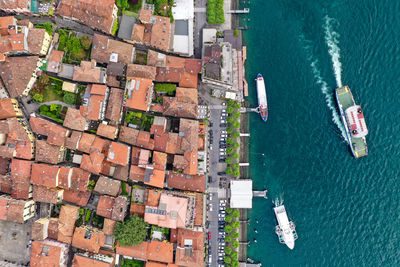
[194,7,206,12]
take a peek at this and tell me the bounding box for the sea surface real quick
[241,0,400,266]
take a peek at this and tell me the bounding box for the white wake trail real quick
[324,15,343,88]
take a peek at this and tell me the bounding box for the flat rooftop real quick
[0,220,32,265]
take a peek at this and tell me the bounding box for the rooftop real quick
[57,205,79,244]
[72,226,106,253]
[116,240,173,263]
[63,108,87,131]
[167,173,205,193]
[94,176,121,197]
[125,77,153,112]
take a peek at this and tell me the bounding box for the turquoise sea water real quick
[242,0,400,266]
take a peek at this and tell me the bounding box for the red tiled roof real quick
[29,116,68,146]
[0,98,17,119]
[96,195,115,218]
[116,240,173,263]
[80,152,105,175]
[63,189,91,207]
[72,254,111,267]
[72,226,106,253]
[106,142,130,166]
[31,163,59,188]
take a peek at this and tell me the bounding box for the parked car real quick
[220,119,226,124]
[208,176,213,183]
[218,159,225,163]
[219,144,227,149]
[217,171,226,176]
[210,121,214,127]
[209,144,213,150]
[220,123,227,127]
[208,232,211,239]
[221,134,227,138]
[222,102,227,106]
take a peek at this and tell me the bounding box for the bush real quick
[63,92,77,105]
[225,215,232,223]
[155,83,176,95]
[36,22,53,35]
[224,247,232,255]
[39,105,49,112]
[207,0,225,24]
[226,147,234,155]
[84,210,91,223]
[80,35,92,50]
[112,18,119,35]
[234,29,239,37]
[33,93,43,103]
[231,251,238,259]
[227,116,234,124]
[50,103,59,112]
[114,214,148,246]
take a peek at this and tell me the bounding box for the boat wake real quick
[273,196,284,207]
[310,58,348,142]
[324,15,343,88]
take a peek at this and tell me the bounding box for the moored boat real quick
[335,86,368,158]
[274,205,297,250]
[255,74,268,121]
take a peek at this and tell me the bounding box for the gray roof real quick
[174,20,188,35]
[118,15,136,40]
[107,62,125,76]
[223,29,243,50]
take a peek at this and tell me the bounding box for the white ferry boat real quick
[255,73,268,121]
[274,205,298,250]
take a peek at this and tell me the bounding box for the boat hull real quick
[335,86,368,158]
[256,74,268,122]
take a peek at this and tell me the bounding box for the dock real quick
[240,133,250,137]
[242,46,248,97]
[239,163,249,167]
[226,8,250,14]
[253,190,267,199]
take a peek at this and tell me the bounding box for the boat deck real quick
[336,86,354,109]
[350,137,367,158]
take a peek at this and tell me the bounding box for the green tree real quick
[226,207,233,214]
[231,260,239,267]
[225,157,233,164]
[226,106,234,114]
[231,251,238,259]
[232,240,239,248]
[50,104,58,112]
[225,215,232,223]
[233,163,239,170]
[155,83,176,95]
[224,256,232,264]
[234,29,239,37]
[232,209,240,218]
[234,102,241,109]
[226,147,234,155]
[227,116,234,124]
[233,142,240,149]
[232,153,239,159]
[42,22,53,35]
[232,221,240,229]
[232,131,240,139]
[233,111,240,119]
[63,92,76,105]
[233,169,240,177]
[224,246,232,255]
[225,166,233,175]
[231,231,239,239]
[224,225,233,233]
[226,137,234,145]
[228,99,235,106]
[71,36,82,55]
[33,94,43,103]
[225,235,232,242]
[232,121,240,129]
[227,127,233,134]
[114,214,148,246]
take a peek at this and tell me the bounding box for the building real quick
[105,87,124,124]
[162,87,198,119]
[144,193,188,229]
[97,123,119,140]
[106,141,130,166]
[91,34,135,65]
[79,84,109,121]
[0,56,42,97]
[96,195,128,222]
[202,42,233,89]
[0,98,22,119]
[73,60,106,84]
[167,173,205,193]
[63,108,89,131]
[29,116,69,147]
[57,205,79,244]
[0,0,31,13]
[0,195,35,223]
[230,179,253,209]
[30,239,70,267]
[10,158,33,199]
[0,117,35,160]
[30,163,59,188]
[171,0,194,56]
[35,140,66,164]
[125,77,153,112]
[33,185,63,204]
[116,240,173,264]
[131,10,173,52]
[72,226,106,253]
[47,50,65,73]
[175,229,204,267]
[71,253,113,267]
[94,176,121,197]
[32,218,50,241]
[56,0,118,34]
[28,28,52,56]
[0,16,29,56]
[126,64,156,80]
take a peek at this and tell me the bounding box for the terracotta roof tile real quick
[80,152,105,175]
[0,98,18,119]
[111,196,128,221]
[48,218,59,240]
[31,163,59,188]
[94,176,121,197]
[72,254,111,267]
[65,131,82,150]
[106,142,130,166]
[105,88,124,123]
[153,151,167,171]
[73,60,104,83]
[35,140,63,164]
[62,189,91,207]
[129,165,146,182]
[29,116,68,147]
[118,126,139,145]
[96,195,115,218]
[28,28,47,55]
[145,189,161,207]
[72,226,106,253]
[30,239,69,267]
[193,193,203,226]
[33,185,63,204]
[78,133,96,153]
[175,229,204,267]
[129,202,145,217]
[97,123,118,140]
[58,205,79,244]
[127,64,156,80]
[103,218,116,235]
[10,158,31,199]
[117,240,173,263]
[145,169,165,189]
[125,77,153,112]
[63,108,87,131]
